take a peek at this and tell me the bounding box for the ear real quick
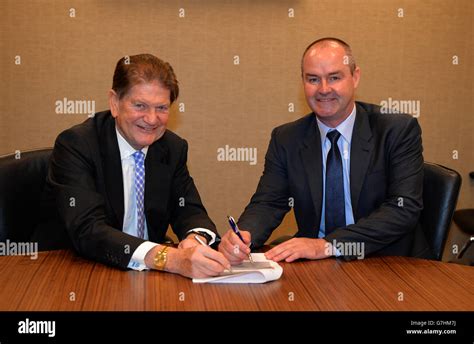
[352,66,361,89]
[108,89,119,118]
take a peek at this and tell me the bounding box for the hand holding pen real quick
[227,215,254,263]
[217,215,253,265]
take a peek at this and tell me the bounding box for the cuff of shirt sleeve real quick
[185,228,216,245]
[324,238,342,257]
[127,241,159,271]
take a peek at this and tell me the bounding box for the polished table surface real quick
[0,249,473,311]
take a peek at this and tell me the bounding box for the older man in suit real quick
[43,54,230,278]
[219,38,432,263]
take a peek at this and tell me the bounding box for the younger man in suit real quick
[219,38,432,263]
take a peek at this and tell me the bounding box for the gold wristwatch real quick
[153,246,169,271]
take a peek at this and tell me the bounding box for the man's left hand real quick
[265,238,332,262]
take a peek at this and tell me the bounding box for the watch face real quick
[154,247,168,270]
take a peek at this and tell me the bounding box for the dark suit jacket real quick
[238,101,432,259]
[36,110,216,269]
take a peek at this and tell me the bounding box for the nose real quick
[319,79,331,94]
[143,108,160,125]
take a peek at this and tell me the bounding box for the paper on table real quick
[192,253,283,284]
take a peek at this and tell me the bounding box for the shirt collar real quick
[316,103,357,145]
[115,125,149,160]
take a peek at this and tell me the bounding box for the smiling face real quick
[302,42,360,128]
[109,81,170,150]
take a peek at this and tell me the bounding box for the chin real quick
[315,109,337,118]
[131,137,153,149]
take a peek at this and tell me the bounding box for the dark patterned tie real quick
[325,130,346,235]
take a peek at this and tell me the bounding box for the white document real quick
[192,253,283,284]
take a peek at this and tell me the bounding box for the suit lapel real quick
[99,114,124,229]
[144,136,172,238]
[300,115,324,227]
[350,104,373,218]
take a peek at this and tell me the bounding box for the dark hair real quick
[301,37,356,75]
[112,54,179,103]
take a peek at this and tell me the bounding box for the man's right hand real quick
[145,245,231,279]
[218,229,252,265]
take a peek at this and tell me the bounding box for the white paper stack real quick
[192,253,283,284]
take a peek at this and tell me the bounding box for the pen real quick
[194,235,232,273]
[194,235,208,246]
[227,215,254,263]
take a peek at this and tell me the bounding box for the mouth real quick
[136,124,158,133]
[316,98,337,103]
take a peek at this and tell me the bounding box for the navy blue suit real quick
[238,102,432,258]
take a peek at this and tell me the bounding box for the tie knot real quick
[326,130,341,145]
[132,150,145,165]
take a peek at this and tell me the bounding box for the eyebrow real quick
[305,71,342,77]
[131,99,170,106]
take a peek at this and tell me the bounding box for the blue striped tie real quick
[133,150,145,239]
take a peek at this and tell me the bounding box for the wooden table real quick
[1,249,473,311]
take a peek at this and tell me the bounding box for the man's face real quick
[109,81,170,150]
[302,43,360,127]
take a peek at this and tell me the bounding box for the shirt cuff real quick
[185,228,216,245]
[325,239,342,257]
[127,241,159,271]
